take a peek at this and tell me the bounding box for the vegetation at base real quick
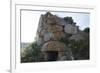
[59,28,89,60]
[21,28,90,62]
[21,42,44,63]
[69,39,89,60]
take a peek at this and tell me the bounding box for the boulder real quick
[36,36,44,46]
[55,17,67,26]
[45,12,57,24]
[41,41,66,52]
[51,32,65,40]
[43,32,53,42]
[48,25,63,32]
[64,24,78,34]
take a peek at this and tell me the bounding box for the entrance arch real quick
[41,41,66,61]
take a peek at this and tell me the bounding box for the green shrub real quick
[21,42,44,63]
[59,33,89,60]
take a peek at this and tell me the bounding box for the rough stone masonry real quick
[36,12,85,61]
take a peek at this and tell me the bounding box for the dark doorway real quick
[47,51,58,61]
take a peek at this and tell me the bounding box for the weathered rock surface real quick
[48,25,63,32]
[64,24,78,34]
[35,12,88,61]
[21,12,89,62]
[41,41,66,52]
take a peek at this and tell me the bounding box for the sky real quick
[21,10,90,43]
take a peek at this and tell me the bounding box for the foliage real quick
[59,33,72,45]
[69,39,89,60]
[59,33,89,60]
[21,42,44,63]
[83,27,89,33]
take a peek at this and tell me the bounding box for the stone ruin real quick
[35,12,84,61]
